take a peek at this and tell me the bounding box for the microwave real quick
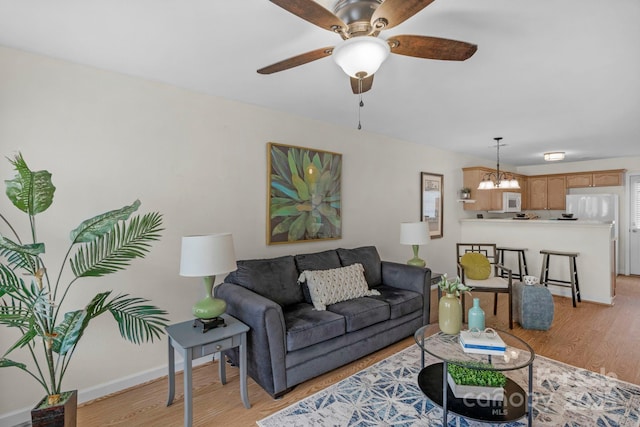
[490,192,522,213]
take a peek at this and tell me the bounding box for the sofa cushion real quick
[298,263,380,311]
[224,255,303,306]
[327,297,390,332]
[283,303,346,352]
[295,249,342,272]
[369,285,423,319]
[337,246,382,287]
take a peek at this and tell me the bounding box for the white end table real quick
[166,314,250,427]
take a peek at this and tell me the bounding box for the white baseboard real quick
[0,355,212,427]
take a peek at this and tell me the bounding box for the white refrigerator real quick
[565,194,619,238]
[566,194,619,274]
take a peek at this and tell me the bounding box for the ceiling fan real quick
[257,0,478,94]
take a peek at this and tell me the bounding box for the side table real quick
[414,327,534,426]
[513,282,555,330]
[166,314,250,427]
[431,272,445,299]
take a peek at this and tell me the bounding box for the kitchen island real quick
[460,219,616,305]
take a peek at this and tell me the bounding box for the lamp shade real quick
[332,36,390,78]
[179,233,237,277]
[400,222,430,246]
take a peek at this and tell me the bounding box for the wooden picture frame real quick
[267,143,342,245]
[421,172,443,239]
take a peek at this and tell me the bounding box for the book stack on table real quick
[459,330,506,356]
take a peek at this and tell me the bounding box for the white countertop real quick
[460,218,616,304]
[460,218,613,227]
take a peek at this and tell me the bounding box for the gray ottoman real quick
[514,282,554,330]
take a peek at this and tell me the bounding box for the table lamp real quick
[180,233,237,332]
[400,222,430,267]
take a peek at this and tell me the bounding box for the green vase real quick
[438,293,462,335]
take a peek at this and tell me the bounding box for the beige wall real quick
[0,46,479,420]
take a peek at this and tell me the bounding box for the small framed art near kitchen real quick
[420,172,443,239]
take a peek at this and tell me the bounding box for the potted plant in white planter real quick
[459,187,472,199]
[447,361,507,401]
[0,153,168,426]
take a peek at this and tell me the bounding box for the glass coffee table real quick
[414,326,534,426]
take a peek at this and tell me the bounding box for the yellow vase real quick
[438,293,462,335]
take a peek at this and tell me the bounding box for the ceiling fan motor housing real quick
[334,0,383,36]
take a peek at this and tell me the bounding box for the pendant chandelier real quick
[478,137,521,190]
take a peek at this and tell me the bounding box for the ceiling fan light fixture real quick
[544,151,565,161]
[332,36,390,78]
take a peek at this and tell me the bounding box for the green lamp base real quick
[407,257,426,267]
[406,244,426,268]
[192,276,227,319]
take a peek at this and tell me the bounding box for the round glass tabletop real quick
[414,326,535,372]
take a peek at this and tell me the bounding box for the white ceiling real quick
[1,0,639,166]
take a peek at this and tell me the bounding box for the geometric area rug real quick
[257,344,640,427]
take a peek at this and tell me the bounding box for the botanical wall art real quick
[421,172,443,239]
[267,143,342,245]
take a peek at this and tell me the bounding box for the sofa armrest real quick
[381,261,431,325]
[215,282,287,397]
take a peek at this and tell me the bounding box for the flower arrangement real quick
[438,273,472,296]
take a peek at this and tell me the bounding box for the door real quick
[630,174,640,275]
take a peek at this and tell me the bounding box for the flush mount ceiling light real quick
[478,137,521,190]
[332,36,390,78]
[544,152,565,161]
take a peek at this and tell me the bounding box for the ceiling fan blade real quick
[389,35,477,61]
[350,75,374,94]
[269,0,347,33]
[257,47,334,74]
[371,0,435,30]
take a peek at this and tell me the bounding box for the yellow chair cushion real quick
[460,252,491,280]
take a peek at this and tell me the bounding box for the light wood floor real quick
[77,275,640,426]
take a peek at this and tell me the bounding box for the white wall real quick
[0,45,478,422]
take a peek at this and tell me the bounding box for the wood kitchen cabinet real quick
[462,167,493,211]
[565,169,625,188]
[527,175,566,210]
[547,176,566,209]
[461,167,624,212]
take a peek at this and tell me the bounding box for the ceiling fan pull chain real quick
[357,78,364,130]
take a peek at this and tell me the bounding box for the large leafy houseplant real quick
[0,153,168,407]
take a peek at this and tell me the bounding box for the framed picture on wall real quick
[267,142,342,245]
[420,172,443,239]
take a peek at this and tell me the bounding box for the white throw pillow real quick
[298,263,380,311]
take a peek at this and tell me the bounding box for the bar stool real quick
[497,247,529,280]
[539,250,581,307]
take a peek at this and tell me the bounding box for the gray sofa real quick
[216,246,431,398]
